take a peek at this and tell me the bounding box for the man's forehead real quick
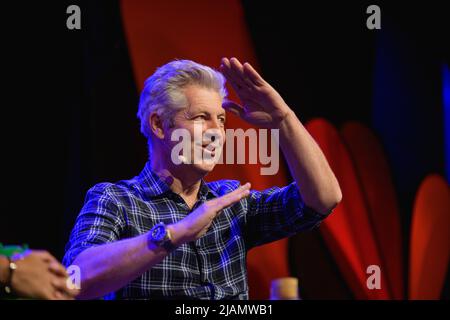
[183,85,224,113]
[184,101,226,115]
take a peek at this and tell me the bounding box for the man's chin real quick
[190,162,217,176]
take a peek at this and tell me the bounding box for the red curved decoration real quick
[341,122,404,299]
[409,175,450,299]
[306,119,389,299]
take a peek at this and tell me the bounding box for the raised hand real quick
[219,57,292,129]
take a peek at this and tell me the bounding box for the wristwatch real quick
[149,222,176,252]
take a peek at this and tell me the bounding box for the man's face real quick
[164,84,226,175]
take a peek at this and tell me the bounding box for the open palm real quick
[219,57,291,129]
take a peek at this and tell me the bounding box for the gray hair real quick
[137,60,228,144]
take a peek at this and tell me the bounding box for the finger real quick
[208,182,251,207]
[54,289,76,300]
[229,58,255,89]
[51,277,75,297]
[51,277,68,291]
[229,57,245,77]
[243,62,265,86]
[223,182,251,199]
[221,57,230,68]
[64,287,79,299]
[220,57,233,73]
[216,186,251,210]
[221,58,253,94]
[222,100,245,118]
[63,292,76,300]
[49,261,68,277]
[213,183,251,210]
[204,182,250,212]
[220,60,246,93]
[54,290,64,300]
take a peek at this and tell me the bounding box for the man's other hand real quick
[169,182,251,245]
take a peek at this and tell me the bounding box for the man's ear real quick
[149,112,165,140]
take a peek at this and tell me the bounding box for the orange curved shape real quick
[120,0,289,299]
[409,175,450,299]
[306,119,389,299]
[341,122,404,299]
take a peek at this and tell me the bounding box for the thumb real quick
[223,100,245,118]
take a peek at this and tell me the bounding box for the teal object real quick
[0,243,29,258]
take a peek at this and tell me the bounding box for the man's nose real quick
[207,117,221,130]
[204,123,224,145]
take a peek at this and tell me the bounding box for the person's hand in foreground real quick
[0,250,79,300]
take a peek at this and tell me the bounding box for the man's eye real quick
[193,115,206,121]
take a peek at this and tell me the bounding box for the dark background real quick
[1,1,448,299]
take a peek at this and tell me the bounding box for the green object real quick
[0,243,29,258]
[0,243,29,300]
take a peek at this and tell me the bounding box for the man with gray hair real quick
[63,58,342,300]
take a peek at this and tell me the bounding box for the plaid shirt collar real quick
[137,162,218,201]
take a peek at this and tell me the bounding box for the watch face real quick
[152,224,166,242]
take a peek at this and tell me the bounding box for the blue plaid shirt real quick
[63,162,328,300]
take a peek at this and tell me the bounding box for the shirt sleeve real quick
[62,183,126,267]
[243,181,329,250]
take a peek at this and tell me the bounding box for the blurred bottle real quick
[270,277,301,300]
